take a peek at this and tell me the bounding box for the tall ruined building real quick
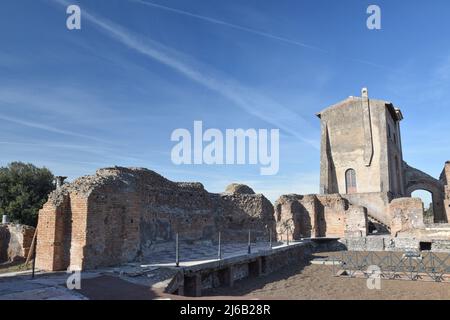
[318,88,404,195]
[317,88,447,225]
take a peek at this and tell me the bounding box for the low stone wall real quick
[178,242,312,297]
[444,186,450,222]
[275,194,318,239]
[341,236,450,253]
[0,224,35,263]
[275,194,368,239]
[36,167,277,271]
[389,198,425,237]
[316,194,348,237]
[342,192,391,226]
[344,206,369,237]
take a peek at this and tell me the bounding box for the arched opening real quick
[411,190,433,224]
[406,182,447,223]
[345,169,357,194]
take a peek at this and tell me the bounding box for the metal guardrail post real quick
[31,235,37,279]
[248,230,251,254]
[175,233,180,267]
[269,228,272,249]
[218,231,222,260]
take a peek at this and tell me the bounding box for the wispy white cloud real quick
[129,0,325,52]
[0,139,155,170]
[0,113,109,143]
[384,55,450,105]
[51,0,320,149]
[129,0,403,74]
[0,86,108,119]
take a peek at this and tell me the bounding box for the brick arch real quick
[403,162,447,223]
[405,181,446,223]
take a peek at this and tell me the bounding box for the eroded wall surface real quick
[0,224,35,263]
[404,162,446,223]
[389,198,425,237]
[440,162,450,222]
[36,167,276,271]
[275,194,368,239]
[318,96,402,195]
[341,192,390,226]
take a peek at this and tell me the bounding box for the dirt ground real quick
[4,252,446,300]
[203,253,450,300]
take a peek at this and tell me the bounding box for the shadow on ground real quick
[202,258,313,299]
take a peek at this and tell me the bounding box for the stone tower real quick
[317,88,404,197]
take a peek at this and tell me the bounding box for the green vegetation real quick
[0,162,54,226]
[424,205,434,224]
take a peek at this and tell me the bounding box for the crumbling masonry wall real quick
[389,198,425,237]
[404,162,446,223]
[275,194,368,239]
[440,161,450,222]
[0,224,35,263]
[36,167,276,271]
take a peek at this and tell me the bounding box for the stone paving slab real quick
[144,241,287,266]
[0,286,87,300]
[0,270,105,300]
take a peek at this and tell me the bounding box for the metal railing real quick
[169,226,295,267]
[327,251,450,283]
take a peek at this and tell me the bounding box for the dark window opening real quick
[420,242,432,251]
[345,169,357,194]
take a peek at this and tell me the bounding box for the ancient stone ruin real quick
[36,167,276,271]
[34,88,450,272]
[0,224,35,263]
[276,88,450,251]
[275,194,368,239]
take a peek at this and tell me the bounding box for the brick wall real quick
[389,198,425,237]
[275,194,368,239]
[440,162,450,222]
[317,194,348,237]
[36,167,276,271]
[35,195,71,270]
[344,206,368,237]
[275,195,319,239]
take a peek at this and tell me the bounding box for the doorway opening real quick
[411,190,433,224]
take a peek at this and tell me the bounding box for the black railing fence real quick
[325,251,450,283]
[168,225,297,267]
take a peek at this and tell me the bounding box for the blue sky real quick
[1,0,449,202]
